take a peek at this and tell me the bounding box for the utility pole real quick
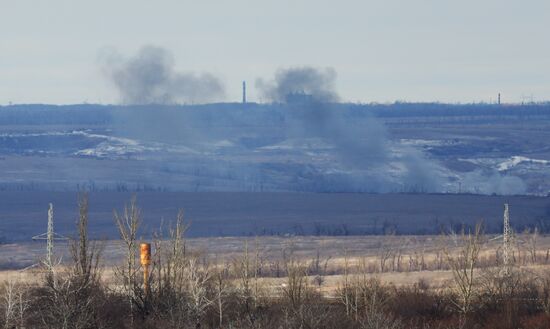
[503,203,512,275]
[46,203,54,268]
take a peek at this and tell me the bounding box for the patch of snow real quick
[75,142,160,158]
[260,138,333,151]
[204,140,235,148]
[71,131,140,146]
[497,156,550,171]
[399,139,445,147]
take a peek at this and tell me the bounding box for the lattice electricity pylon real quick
[32,203,68,270]
[487,203,519,276]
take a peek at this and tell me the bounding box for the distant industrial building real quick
[285,91,313,104]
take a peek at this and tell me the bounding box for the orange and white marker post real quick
[140,243,152,296]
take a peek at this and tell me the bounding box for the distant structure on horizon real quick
[285,91,313,104]
[498,93,501,105]
[242,81,246,104]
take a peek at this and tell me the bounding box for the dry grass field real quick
[2,197,550,328]
[3,233,550,294]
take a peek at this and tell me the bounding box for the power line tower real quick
[503,203,512,275]
[32,203,67,271]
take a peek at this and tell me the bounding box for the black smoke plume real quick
[256,67,339,103]
[101,46,225,105]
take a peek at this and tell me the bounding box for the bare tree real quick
[1,279,17,329]
[1,279,29,329]
[148,211,187,327]
[310,249,331,289]
[380,232,399,273]
[213,262,231,328]
[394,239,407,272]
[378,240,394,273]
[281,249,329,329]
[233,240,255,323]
[337,256,401,329]
[253,238,262,308]
[185,257,212,328]
[406,239,426,272]
[338,249,352,317]
[443,223,484,323]
[71,194,103,288]
[282,258,309,312]
[162,210,188,296]
[114,195,141,326]
[527,227,539,264]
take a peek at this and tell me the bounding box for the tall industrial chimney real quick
[141,243,151,296]
[498,93,501,105]
[242,81,247,104]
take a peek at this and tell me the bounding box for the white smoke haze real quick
[100,46,225,105]
[461,170,527,195]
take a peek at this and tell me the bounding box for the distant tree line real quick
[2,102,550,126]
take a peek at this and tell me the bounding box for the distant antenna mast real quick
[32,203,67,270]
[242,81,247,104]
[503,203,512,275]
[498,93,501,105]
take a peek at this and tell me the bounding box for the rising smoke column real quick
[257,66,448,192]
[101,46,225,105]
[256,67,339,103]
[256,66,529,194]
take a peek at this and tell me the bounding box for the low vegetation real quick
[2,196,550,328]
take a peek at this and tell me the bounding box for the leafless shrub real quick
[478,267,540,329]
[389,279,449,322]
[358,309,404,329]
[337,263,404,329]
[539,272,550,316]
[280,250,329,329]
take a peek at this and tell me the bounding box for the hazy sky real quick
[1,0,549,104]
